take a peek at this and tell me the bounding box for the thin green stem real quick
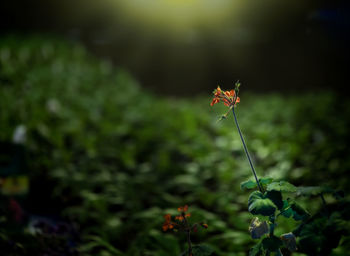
[320,193,329,217]
[269,215,275,236]
[320,193,327,206]
[232,108,263,192]
[183,213,192,256]
[276,206,291,218]
[267,216,283,255]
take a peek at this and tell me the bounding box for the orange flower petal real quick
[224,91,231,98]
[183,205,188,212]
[162,224,168,231]
[211,87,239,107]
[164,214,171,222]
[214,86,222,97]
[175,215,184,221]
[223,98,231,107]
[210,97,220,106]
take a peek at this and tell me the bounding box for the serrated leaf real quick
[249,242,266,256]
[259,177,274,186]
[249,217,269,239]
[241,180,257,190]
[240,177,274,191]
[180,244,214,256]
[265,190,283,210]
[248,191,276,216]
[267,181,297,193]
[262,236,283,251]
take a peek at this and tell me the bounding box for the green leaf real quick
[259,177,274,186]
[296,186,333,197]
[265,190,283,210]
[241,178,274,191]
[262,236,283,251]
[267,181,297,193]
[295,211,348,255]
[280,200,293,218]
[296,186,322,196]
[290,203,310,221]
[80,235,123,255]
[180,244,214,256]
[241,180,257,190]
[248,191,276,216]
[294,217,326,254]
[275,249,283,256]
[249,242,266,256]
[282,208,294,218]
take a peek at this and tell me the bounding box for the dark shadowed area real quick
[1,0,349,95]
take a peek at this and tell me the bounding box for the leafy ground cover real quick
[0,36,349,255]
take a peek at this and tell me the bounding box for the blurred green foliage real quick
[0,36,350,255]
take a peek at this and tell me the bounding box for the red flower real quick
[162,214,175,231]
[210,97,220,106]
[175,205,191,221]
[178,205,189,213]
[224,90,234,98]
[214,86,222,97]
[211,86,222,106]
[175,213,191,221]
[210,86,240,107]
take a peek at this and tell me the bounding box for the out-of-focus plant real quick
[211,82,350,255]
[1,36,350,255]
[162,205,211,256]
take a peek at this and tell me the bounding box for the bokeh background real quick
[0,0,349,255]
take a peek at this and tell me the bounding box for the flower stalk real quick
[232,107,263,193]
[183,212,193,256]
[162,205,208,256]
[210,82,263,192]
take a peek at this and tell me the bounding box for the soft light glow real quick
[110,0,236,35]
